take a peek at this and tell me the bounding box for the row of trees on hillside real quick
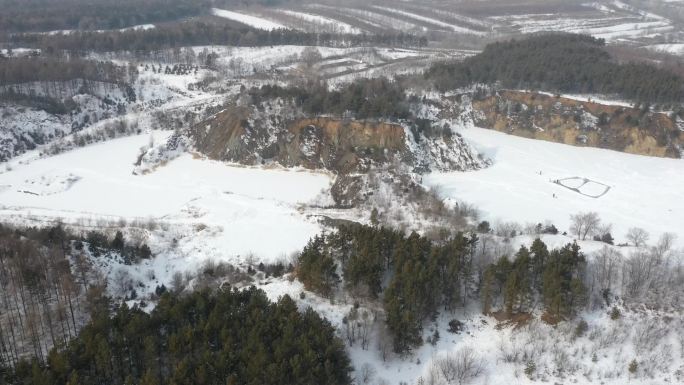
[11,19,427,53]
[426,33,684,103]
[0,57,135,87]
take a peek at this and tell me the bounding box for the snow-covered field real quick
[197,0,683,46]
[211,8,287,30]
[371,6,486,35]
[425,127,684,246]
[0,132,332,271]
[644,43,684,56]
[276,9,362,34]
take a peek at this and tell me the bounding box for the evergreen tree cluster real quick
[481,239,587,321]
[297,225,588,354]
[249,78,410,120]
[426,33,684,103]
[5,287,352,385]
[12,19,427,54]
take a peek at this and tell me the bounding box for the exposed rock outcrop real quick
[470,90,683,158]
[188,101,489,174]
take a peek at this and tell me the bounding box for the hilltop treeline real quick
[12,19,427,53]
[0,0,206,33]
[0,57,134,86]
[426,34,684,103]
[297,225,588,354]
[5,288,351,385]
[0,57,136,111]
[250,78,410,120]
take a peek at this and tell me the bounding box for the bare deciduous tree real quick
[431,347,484,385]
[357,363,376,384]
[170,271,185,293]
[588,246,621,307]
[653,232,675,259]
[570,212,601,240]
[626,227,649,247]
[377,325,392,362]
[358,309,373,350]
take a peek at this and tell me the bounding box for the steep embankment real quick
[189,102,488,174]
[471,90,684,157]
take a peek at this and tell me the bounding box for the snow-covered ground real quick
[276,9,362,34]
[0,132,332,272]
[371,6,487,35]
[494,14,672,41]
[211,8,287,30]
[425,126,684,247]
[643,43,684,56]
[257,265,682,385]
[43,23,155,35]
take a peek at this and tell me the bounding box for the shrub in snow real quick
[524,360,536,378]
[574,319,589,338]
[428,346,484,385]
[628,359,638,375]
[448,319,465,334]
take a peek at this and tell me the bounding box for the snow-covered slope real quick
[425,126,684,246]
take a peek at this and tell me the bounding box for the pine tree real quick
[542,243,587,319]
[370,208,379,227]
[297,235,338,297]
[111,231,124,251]
[530,238,549,292]
[481,266,495,314]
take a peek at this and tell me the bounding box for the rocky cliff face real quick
[189,100,488,174]
[471,90,683,158]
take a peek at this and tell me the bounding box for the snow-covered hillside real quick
[425,126,684,247]
[259,274,683,385]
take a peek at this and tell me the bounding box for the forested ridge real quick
[0,0,297,33]
[0,0,207,33]
[0,57,134,86]
[3,287,351,385]
[426,34,684,103]
[249,78,411,120]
